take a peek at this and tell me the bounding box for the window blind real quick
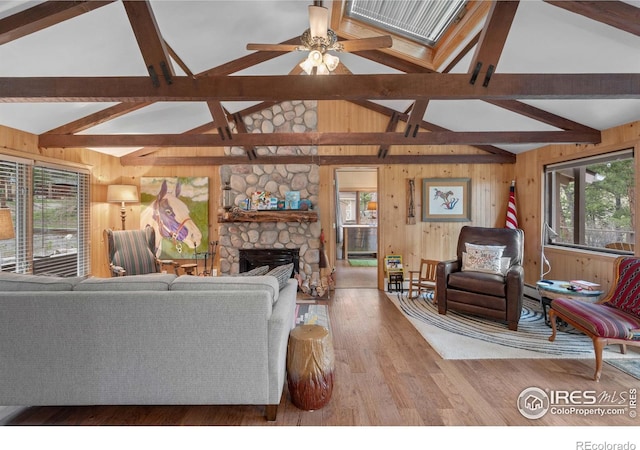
[0,156,90,276]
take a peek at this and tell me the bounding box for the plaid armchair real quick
[549,256,640,381]
[105,228,176,276]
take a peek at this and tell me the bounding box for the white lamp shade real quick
[299,57,315,75]
[0,208,15,240]
[323,53,339,71]
[107,185,138,203]
[315,63,330,75]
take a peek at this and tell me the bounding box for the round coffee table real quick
[536,280,603,327]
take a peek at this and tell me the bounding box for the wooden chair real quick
[549,256,640,381]
[408,259,438,300]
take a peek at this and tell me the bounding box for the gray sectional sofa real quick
[0,272,298,421]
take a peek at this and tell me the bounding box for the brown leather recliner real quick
[436,226,525,331]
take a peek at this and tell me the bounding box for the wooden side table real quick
[287,324,335,411]
[536,280,603,327]
[180,263,198,275]
[388,271,404,293]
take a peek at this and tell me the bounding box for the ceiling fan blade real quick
[339,35,393,52]
[246,43,301,52]
[308,5,329,39]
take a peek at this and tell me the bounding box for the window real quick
[346,0,466,46]
[339,191,377,225]
[544,149,635,253]
[0,156,90,276]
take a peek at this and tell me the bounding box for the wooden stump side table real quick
[287,324,335,411]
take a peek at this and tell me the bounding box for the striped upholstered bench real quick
[548,256,640,381]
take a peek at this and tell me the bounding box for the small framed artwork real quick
[422,177,471,222]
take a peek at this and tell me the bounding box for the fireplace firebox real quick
[239,249,299,276]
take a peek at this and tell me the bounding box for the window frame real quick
[543,148,635,255]
[0,155,90,276]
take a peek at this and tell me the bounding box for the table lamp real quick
[107,184,138,230]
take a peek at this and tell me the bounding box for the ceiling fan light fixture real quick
[309,50,323,65]
[316,63,330,75]
[308,5,329,40]
[323,53,339,71]
[299,57,315,75]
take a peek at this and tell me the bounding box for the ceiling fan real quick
[246,5,393,75]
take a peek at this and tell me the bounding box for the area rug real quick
[294,303,330,330]
[348,259,377,267]
[386,292,640,361]
[605,359,640,380]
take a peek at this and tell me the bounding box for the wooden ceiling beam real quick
[0,1,114,45]
[468,1,520,86]
[119,153,515,167]
[377,111,399,158]
[38,129,601,149]
[545,1,640,37]
[42,102,152,135]
[123,1,175,85]
[231,112,257,160]
[404,99,430,138]
[207,101,232,139]
[484,99,600,133]
[5,73,638,102]
[349,98,559,157]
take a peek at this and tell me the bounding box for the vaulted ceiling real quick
[0,0,639,166]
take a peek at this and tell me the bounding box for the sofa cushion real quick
[0,272,84,291]
[170,275,280,303]
[265,263,294,290]
[74,273,177,291]
[606,257,640,317]
[551,298,640,340]
[448,270,506,297]
[235,265,269,277]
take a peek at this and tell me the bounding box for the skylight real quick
[346,0,467,47]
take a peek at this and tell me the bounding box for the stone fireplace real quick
[217,100,322,285]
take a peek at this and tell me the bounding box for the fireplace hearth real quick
[239,248,300,276]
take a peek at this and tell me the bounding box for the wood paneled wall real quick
[2,111,638,290]
[515,120,640,293]
[317,101,515,289]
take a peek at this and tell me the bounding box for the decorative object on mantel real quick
[220,207,318,223]
[222,180,233,211]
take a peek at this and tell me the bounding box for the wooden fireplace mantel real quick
[219,209,318,223]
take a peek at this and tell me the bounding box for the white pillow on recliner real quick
[462,243,507,275]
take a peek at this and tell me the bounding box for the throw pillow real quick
[265,263,294,290]
[500,256,512,275]
[462,244,506,275]
[235,265,269,277]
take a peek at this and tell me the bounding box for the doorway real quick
[334,168,378,288]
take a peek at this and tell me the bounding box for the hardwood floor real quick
[2,262,638,429]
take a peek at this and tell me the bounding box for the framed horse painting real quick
[140,177,209,259]
[422,178,471,222]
